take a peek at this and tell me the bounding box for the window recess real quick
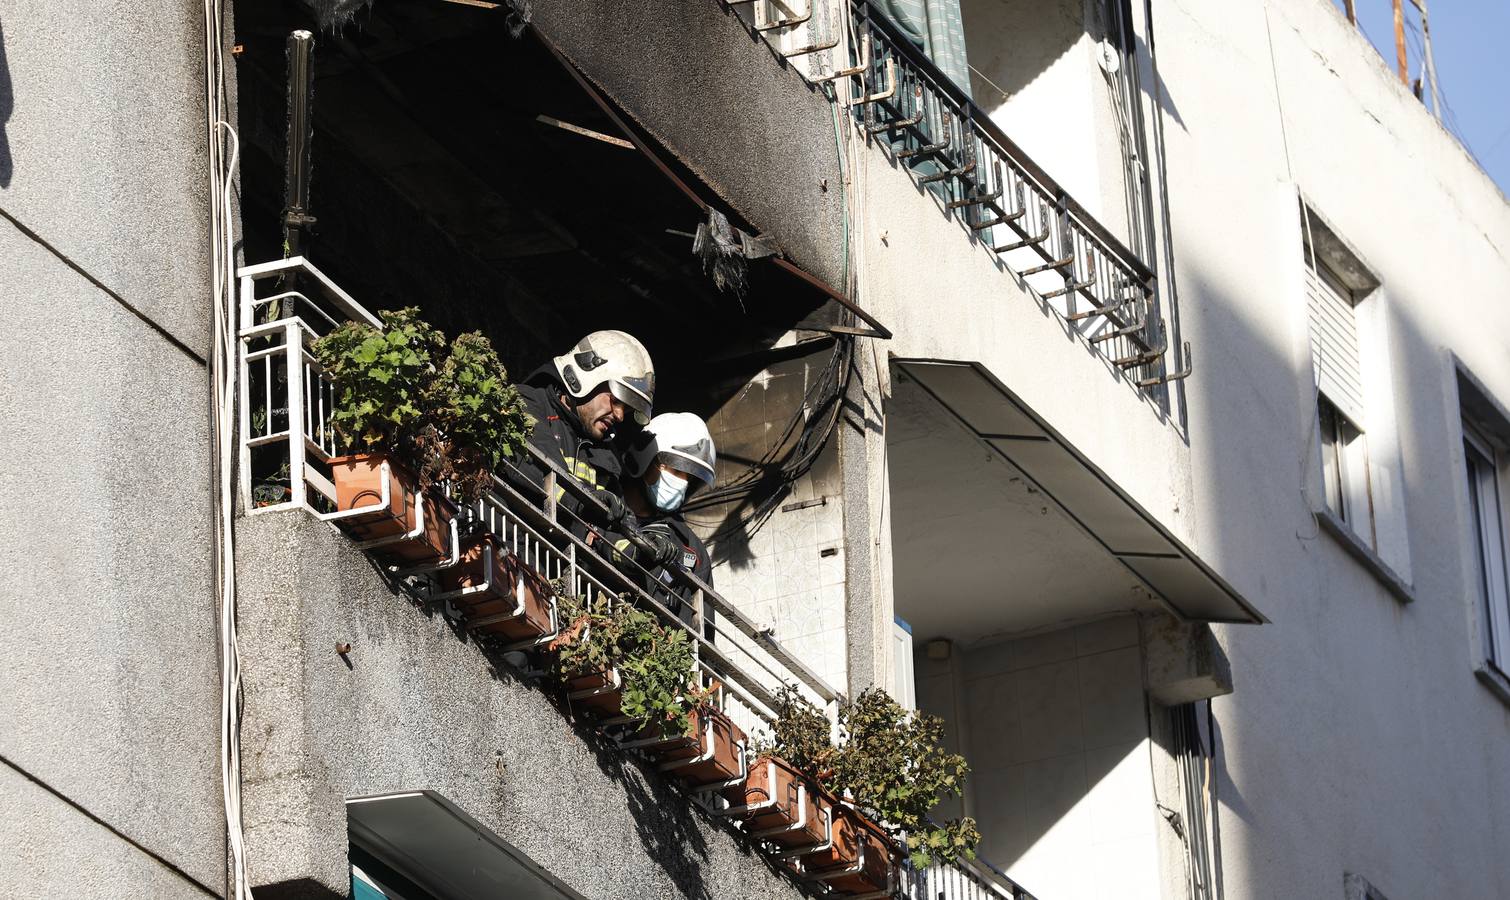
[1464,421,1510,677]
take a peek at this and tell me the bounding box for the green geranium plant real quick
[312,308,532,502]
[550,591,700,739]
[831,688,981,869]
[763,685,981,869]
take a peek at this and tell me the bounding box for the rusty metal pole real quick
[1343,0,1356,25]
[1392,0,1408,85]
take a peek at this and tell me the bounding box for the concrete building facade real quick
[1,0,1507,898]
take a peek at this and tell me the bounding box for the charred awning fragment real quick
[691,208,782,302]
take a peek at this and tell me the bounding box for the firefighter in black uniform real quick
[617,412,719,637]
[512,330,660,544]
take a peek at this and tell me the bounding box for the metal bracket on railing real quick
[867,86,924,134]
[894,118,947,159]
[1020,254,1075,277]
[992,203,1051,253]
[1067,295,1131,323]
[1088,309,1146,341]
[918,158,975,186]
[816,32,869,82]
[1113,335,1167,369]
[773,801,834,859]
[755,0,810,31]
[312,460,392,524]
[1043,256,1098,300]
[390,516,461,576]
[948,186,999,211]
[1137,342,1193,387]
[972,183,1026,230]
[782,32,840,58]
[840,58,897,107]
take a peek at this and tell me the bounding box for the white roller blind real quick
[1305,260,1365,425]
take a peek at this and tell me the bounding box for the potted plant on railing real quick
[815,688,981,892]
[425,332,544,636]
[745,687,980,894]
[721,686,834,851]
[550,592,747,786]
[312,309,531,566]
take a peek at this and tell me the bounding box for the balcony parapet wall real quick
[235,510,807,900]
[531,0,850,291]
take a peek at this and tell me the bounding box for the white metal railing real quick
[238,256,378,512]
[902,856,1039,900]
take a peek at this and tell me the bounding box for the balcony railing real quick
[732,0,1188,389]
[235,255,1039,899]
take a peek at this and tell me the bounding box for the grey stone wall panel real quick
[236,510,810,900]
[0,0,213,354]
[0,764,217,899]
[0,221,223,890]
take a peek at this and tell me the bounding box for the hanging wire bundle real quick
[684,332,856,544]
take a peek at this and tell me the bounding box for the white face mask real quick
[650,468,689,511]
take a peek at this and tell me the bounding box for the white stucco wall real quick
[1152,1,1510,898]
[805,0,1510,896]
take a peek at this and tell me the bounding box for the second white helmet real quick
[552,330,655,425]
[629,412,717,491]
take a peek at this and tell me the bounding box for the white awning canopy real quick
[347,791,589,900]
[895,360,1265,628]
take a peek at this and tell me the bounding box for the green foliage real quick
[551,591,698,738]
[421,331,534,501]
[758,685,835,778]
[312,309,533,502]
[760,685,981,868]
[829,688,980,868]
[315,307,444,454]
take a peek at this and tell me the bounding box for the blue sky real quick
[1340,0,1510,199]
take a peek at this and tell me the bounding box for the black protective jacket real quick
[513,367,625,540]
[630,511,714,639]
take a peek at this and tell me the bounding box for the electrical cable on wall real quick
[203,0,251,895]
[684,333,856,544]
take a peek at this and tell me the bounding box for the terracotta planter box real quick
[438,535,554,641]
[799,802,896,895]
[328,453,455,564]
[565,668,623,717]
[658,709,746,786]
[721,755,827,848]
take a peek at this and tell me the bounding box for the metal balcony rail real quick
[728,0,1186,388]
[902,854,1039,900]
[235,257,840,743]
[842,0,1168,381]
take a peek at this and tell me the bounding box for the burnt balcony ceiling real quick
[234,0,838,414]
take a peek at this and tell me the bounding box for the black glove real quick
[636,528,682,568]
[592,491,629,529]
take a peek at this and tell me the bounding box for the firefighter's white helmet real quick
[629,412,717,491]
[552,330,655,425]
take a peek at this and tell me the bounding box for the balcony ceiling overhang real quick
[892,360,1266,635]
[348,791,589,899]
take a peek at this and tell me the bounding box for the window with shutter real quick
[1305,260,1365,425]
